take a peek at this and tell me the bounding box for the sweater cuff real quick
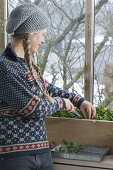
[72,95,85,109]
[54,97,66,109]
[76,98,85,109]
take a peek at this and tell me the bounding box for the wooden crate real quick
[45,117,113,153]
[46,117,113,170]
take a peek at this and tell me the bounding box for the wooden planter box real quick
[45,117,113,170]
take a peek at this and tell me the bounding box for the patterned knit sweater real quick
[0,44,85,158]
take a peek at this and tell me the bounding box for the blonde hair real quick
[11,33,54,103]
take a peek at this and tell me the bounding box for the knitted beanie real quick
[6,4,50,34]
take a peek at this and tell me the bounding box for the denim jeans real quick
[0,151,53,170]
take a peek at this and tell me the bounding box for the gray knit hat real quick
[6,4,50,34]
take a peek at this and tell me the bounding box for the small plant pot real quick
[51,144,110,162]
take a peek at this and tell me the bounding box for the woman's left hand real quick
[80,100,96,119]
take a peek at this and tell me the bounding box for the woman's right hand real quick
[63,98,75,112]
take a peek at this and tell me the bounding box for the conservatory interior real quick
[1,0,113,170]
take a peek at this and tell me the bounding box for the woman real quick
[0,3,96,170]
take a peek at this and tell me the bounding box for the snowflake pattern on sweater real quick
[0,44,85,158]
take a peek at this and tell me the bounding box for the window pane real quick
[94,0,113,107]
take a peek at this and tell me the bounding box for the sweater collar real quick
[3,43,26,62]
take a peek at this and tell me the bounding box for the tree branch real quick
[64,35,108,90]
[42,0,109,72]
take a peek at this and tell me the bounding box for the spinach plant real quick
[59,139,85,154]
[51,106,113,121]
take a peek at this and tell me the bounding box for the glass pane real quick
[94,0,113,107]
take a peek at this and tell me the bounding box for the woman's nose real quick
[41,39,45,44]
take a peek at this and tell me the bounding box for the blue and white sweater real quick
[0,44,85,158]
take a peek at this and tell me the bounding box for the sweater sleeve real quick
[44,80,85,109]
[0,62,66,118]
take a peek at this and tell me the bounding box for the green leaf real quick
[59,140,85,154]
[59,146,68,153]
[63,139,69,145]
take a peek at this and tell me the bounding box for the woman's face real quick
[30,29,47,53]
